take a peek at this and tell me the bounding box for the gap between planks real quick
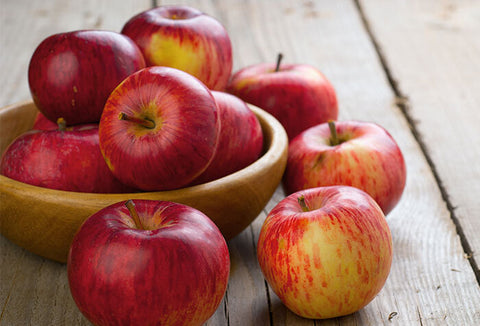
[353,0,480,285]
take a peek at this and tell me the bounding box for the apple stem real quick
[119,113,155,129]
[328,120,339,146]
[298,195,310,212]
[275,53,284,72]
[125,200,145,230]
[57,117,67,131]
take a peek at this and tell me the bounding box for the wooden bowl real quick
[0,101,288,263]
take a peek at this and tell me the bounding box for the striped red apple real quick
[98,66,220,191]
[283,120,406,215]
[257,186,393,319]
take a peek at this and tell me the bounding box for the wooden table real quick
[1,0,479,325]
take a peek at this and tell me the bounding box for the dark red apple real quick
[99,66,220,191]
[191,91,264,185]
[32,112,58,130]
[0,121,135,193]
[68,199,230,326]
[28,30,146,125]
[227,54,338,140]
[121,5,233,90]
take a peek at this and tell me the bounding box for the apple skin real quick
[0,124,135,193]
[283,120,406,215]
[257,186,393,319]
[68,199,230,326]
[32,112,58,130]
[28,30,146,125]
[227,62,338,140]
[99,66,220,191]
[190,91,264,185]
[121,5,233,91]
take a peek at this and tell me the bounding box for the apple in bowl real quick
[28,30,146,125]
[99,66,220,191]
[0,121,134,193]
[190,91,264,185]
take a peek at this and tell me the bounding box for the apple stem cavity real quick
[119,112,155,129]
[125,200,145,230]
[328,120,339,146]
[275,53,284,72]
[57,117,67,131]
[298,195,310,212]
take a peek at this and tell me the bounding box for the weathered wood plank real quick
[359,0,480,270]
[180,0,480,324]
[0,1,151,325]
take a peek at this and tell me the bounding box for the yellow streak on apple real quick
[147,34,205,78]
[275,216,391,319]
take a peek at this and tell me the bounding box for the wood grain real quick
[359,0,480,270]
[0,1,151,325]
[202,0,480,324]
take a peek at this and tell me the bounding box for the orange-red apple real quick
[257,186,393,319]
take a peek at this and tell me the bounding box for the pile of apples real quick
[0,4,407,325]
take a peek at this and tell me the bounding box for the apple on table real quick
[0,120,135,193]
[121,5,233,91]
[68,199,230,326]
[99,66,220,191]
[28,30,146,125]
[283,120,407,215]
[227,54,338,140]
[257,186,393,319]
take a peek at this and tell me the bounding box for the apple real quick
[0,120,135,193]
[32,112,58,130]
[257,186,393,319]
[190,91,264,185]
[98,66,220,191]
[28,30,146,125]
[68,199,230,326]
[283,120,406,215]
[121,5,233,91]
[227,54,338,140]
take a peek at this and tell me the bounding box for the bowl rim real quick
[0,100,288,202]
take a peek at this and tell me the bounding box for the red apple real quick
[68,199,230,326]
[257,186,393,319]
[99,66,220,191]
[32,112,58,130]
[121,5,233,91]
[227,54,338,140]
[28,30,146,125]
[190,91,264,185]
[0,121,135,193]
[283,120,406,215]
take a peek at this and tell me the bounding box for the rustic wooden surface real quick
[1,0,479,325]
